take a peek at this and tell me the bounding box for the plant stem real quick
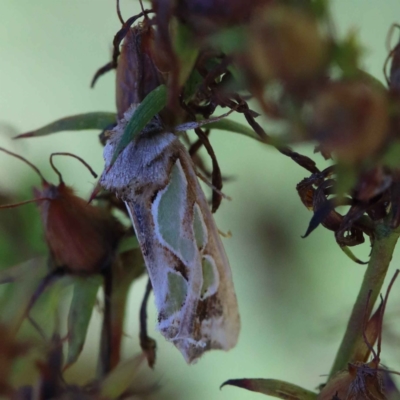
[328,223,399,378]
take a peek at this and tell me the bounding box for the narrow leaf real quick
[174,110,234,132]
[100,354,144,399]
[302,199,334,238]
[110,85,167,166]
[65,275,102,368]
[0,259,46,284]
[204,118,260,141]
[221,379,317,400]
[340,246,368,265]
[0,258,48,333]
[14,112,116,139]
[100,250,145,370]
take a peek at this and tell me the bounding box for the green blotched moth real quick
[100,106,240,363]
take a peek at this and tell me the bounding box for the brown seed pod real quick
[91,2,163,119]
[115,21,164,119]
[0,148,124,274]
[310,81,389,164]
[246,5,329,85]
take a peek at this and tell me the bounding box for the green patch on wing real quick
[221,378,317,399]
[193,204,207,250]
[157,161,195,264]
[14,112,116,139]
[201,256,218,298]
[165,272,188,317]
[110,84,167,166]
[66,275,102,369]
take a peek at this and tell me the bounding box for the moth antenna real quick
[0,147,47,184]
[385,23,400,53]
[49,152,98,184]
[384,24,400,85]
[377,269,400,358]
[139,0,146,15]
[196,171,232,201]
[362,289,378,362]
[116,0,125,24]
[0,198,50,209]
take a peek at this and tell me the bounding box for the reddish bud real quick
[0,149,124,274]
[116,22,164,118]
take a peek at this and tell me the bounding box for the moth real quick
[100,106,240,363]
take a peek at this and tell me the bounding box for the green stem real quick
[328,223,399,378]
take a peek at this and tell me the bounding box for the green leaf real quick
[14,112,117,139]
[221,379,317,400]
[204,118,260,141]
[210,26,247,54]
[0,258,48,333]
[381,140,400,168]
[65,275,102,368]
[334,162,357,200]
[173,21,199,86]
[110,85,167,166]
[100,354,144,399]
[332,31,364,79]
[117,235,140,254]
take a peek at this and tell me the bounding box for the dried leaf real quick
[65,275,102,369]
[221,378,317,399]
[340,246,368,265]
[14,112,116,139]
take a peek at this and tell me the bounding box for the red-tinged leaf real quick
[14,112,116,139]
[100,354,145,399]
[221,379,317,399]
[65,275,102,369]
[100,250,145,371]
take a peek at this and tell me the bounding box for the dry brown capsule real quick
[246,5,329,85]
[310,81,389,164]
[0,148,123,274]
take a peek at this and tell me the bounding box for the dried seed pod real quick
[116,22,164,119]
[246,5,329,85]
[0,148,124,274]
[311,81,389,163]
[91,3,164,119]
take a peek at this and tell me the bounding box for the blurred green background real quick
[1,1,400,399]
